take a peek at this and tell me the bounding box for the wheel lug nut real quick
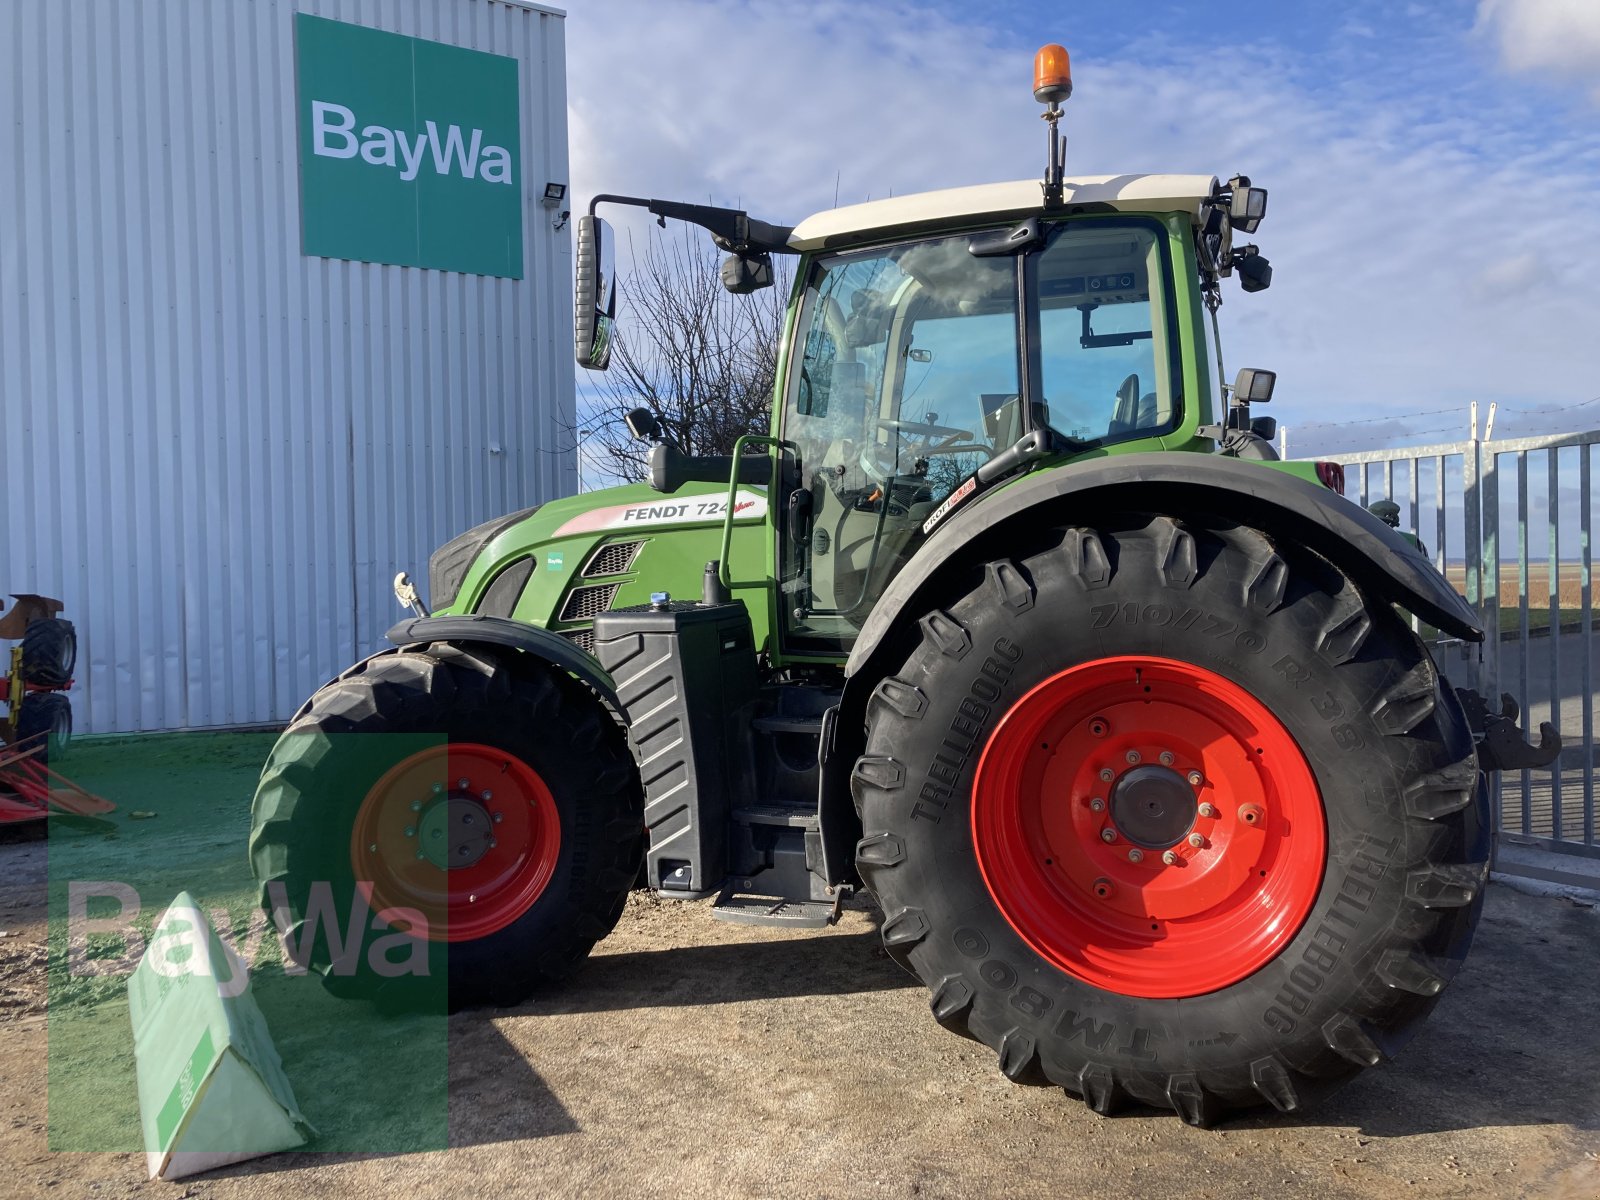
[492,812,504,823]
[1161,850,1179,866]
[1127,848,1144,863]
[367,843,378,854]
[432,783,444,795]
[1125,750,1142,765]
[1187,770,1204,787]
[1100,828,1117,843]
[416,850,426,860]
[1158,751,1175,766]
[1187,832,1205,848]
[404,826,416,838]
[410,800,423,812]
[481,790,493,801]
[457,778,470,790]
[489,839,498,849]
[1198,802,1218,819]
[1238,804,1265,826]
[1089,797,1105,813]
[1092,878,1114,899]
[1099,768,1115,783]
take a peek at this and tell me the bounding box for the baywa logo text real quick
[311,101,514,185]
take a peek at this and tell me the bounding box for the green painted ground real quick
[44,731,448,1154]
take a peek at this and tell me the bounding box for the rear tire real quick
[249,643,643,1010]
[853,514,1485,1124]
[20,618,76,687]
[16,692,72,759]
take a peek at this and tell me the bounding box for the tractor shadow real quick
[530,902,912,1016]
[202,1020,576,1181]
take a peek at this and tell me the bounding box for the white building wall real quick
[0,0,574,733]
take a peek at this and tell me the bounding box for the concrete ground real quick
[2,825,1597,1200]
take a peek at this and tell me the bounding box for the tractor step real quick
[750,714,824,735]
[711,885,842,928]
[732,804,818,830]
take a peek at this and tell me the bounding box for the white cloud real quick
[565,2,1600,453]
[1477,0,1600,97]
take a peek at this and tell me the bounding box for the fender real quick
[849,452,1482,683]
[384,614,621,717]
[814,453,1486,889]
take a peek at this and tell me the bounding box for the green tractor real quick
[250,46,1551,1124]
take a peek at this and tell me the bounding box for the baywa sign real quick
[295,14,524,278]
[309,104,515,185]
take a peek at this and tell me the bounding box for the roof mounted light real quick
[1035,44,1073,207]
[1033,44,1073,104]
[1226,174,1268,234]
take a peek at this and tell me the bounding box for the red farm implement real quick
[0,594,111,826]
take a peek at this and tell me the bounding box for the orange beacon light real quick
[1034,44,1073,105]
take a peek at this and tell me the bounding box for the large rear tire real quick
[853,514,1486,1124]
[21,618,76,687]
[249,643,643,1010]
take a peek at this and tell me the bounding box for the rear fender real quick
[815,452,1486,888]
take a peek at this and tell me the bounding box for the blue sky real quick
[564,0,1600,458]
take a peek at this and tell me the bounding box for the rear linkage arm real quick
[1454,687,1562,772]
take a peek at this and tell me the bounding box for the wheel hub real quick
[1109,765,1196,849]
[417,793,496,870]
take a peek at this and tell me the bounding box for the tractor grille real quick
[582,540,644,577]
[559,583,620,622]
[562,626,597,657]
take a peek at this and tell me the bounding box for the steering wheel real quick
[859,416,992,487]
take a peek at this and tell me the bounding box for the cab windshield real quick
[780,217,1178,654]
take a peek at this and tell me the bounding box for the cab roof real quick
[787,174,1219,252]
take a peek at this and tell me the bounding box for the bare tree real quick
[577,224,790,484]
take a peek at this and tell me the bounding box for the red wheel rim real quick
[350,742,561,944]
[972,656,1325,998]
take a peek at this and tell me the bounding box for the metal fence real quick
[1320,430,1600,882]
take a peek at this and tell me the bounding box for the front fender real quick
[386,614,621,717]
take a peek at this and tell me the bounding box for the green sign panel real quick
[294,13,523,278]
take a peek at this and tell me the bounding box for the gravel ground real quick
[2,826,1597,1200]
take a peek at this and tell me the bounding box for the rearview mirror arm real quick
[589,193,797,256]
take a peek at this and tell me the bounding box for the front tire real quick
[853,514,1485,1124]
[249,643,643,1010]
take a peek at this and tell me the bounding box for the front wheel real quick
[853,514,1486,1124]
[249,643,643,1009]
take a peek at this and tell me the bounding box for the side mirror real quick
[1234,247,1273,293]
[574,214,617,370]
[1232,367,1276,404]
[624,407,662,443]
[721,252,774,294]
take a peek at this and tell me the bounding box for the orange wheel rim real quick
[350,742,560,943]
[972,656,1326,998]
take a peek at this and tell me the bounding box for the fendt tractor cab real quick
[251,46,1556,1125]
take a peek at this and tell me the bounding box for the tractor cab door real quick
[777,235,1021,655]
[775,218,1181,658]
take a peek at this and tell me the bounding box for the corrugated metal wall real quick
[0,0,574,733]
